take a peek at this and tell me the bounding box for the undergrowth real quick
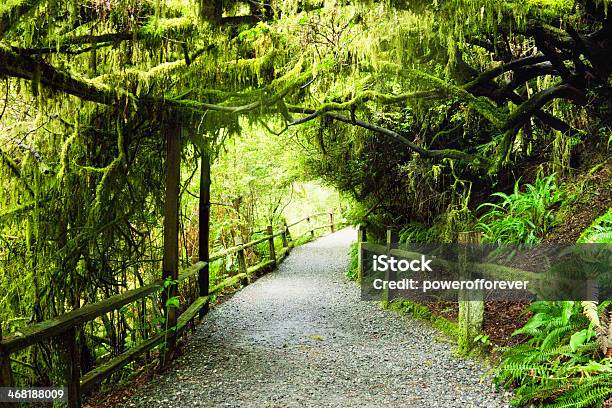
[386,299,459,341]
[346,241,358,281]
[578,208,612,243]
[494,301,612,407]
[477,172,564,244]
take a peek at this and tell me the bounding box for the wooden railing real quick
[0,212,339,408]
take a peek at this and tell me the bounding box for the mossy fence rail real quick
[0,212,338,408]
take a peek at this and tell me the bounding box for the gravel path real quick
[125,228,509,407]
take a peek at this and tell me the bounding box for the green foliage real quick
[477,172,563,244]
[494,301,612,407]
[473,334,492,347]
[579,208,612,244]
[399,224,434,243]
[387,299,460,340]
[346,242,358,281]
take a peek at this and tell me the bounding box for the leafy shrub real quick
[494,301,612,407]
[477,173,563,244]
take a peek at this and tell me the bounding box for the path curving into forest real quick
[124,228,509,407]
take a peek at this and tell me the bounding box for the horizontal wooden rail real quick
[1,262,207,353]
[293,222,338,241]
[208,232,283,261]
[80,295,209,393]
[286,212,329,228]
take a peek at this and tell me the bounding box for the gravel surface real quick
[124,228,509,407]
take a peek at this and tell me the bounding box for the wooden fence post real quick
[329,212,335,233]
[267,225,277,264]
[457,231,484,355]
[0,328,14,398]
[357,224,367,283]
[162,121,181,365]
[283,221,292,244]
[57,328,81,408]
[383,229,398,304]
[307,217,314,238]
[281,228,289,249]
[198,146,210,317]
[235,235,249,285]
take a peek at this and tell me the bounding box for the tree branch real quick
[287,105,489,166]
[0,46,122,105]
[11,32,134,56]
[286,89,442,126]
[0,0,42,38]
[504,83,586,132]
[464,55,548,93]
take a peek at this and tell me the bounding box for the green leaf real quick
[166,296,180,308]
[561,301,574,324]
[513,312,549,335]
[569,328,594,351]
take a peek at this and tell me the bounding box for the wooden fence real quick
[0,212,339,408]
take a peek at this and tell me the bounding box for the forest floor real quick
[113,228,508,407]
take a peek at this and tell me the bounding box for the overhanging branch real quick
[287,105,489,167]
[0,46,122,105]
[504,83,586,132]
[0,0,42,38]
[287,89,443,126]
[12,32,134,56]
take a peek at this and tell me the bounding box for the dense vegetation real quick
[0,0,610,406]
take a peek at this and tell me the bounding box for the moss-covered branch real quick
[287,105,489,167]
[12,32,134,56]
[168,65,313,114]
[288,89,444,126]
[504,83,586,132]
[0,0,42,38]
[0,45,125,105]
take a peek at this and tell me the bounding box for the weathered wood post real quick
[307,217,314,238]
[283,220,292,244]
[0,328,14,395]
[162,121,181,365]
[235,235,249,285]
[281,228,289,249]
[198,144,211,317]
[267,225,277,265]
[382,229,398,304]
[357,224,367,283]
[57,328,81,408]
[457,231,484,355]
[329,212,335,233]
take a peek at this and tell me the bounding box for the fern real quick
[495,301,611,407]
[548,375,612,408]
[477,171,563,244]
[579,208,612,244]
